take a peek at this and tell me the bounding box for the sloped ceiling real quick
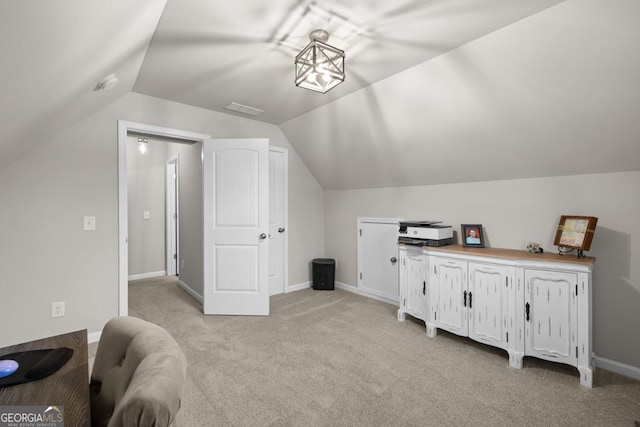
[0,0,167,169]
[280,0,640,190]
[133,0,564,124]
[1,0,639,190]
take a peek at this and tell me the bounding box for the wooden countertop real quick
[399,244,595,267]
[0,329,90,426]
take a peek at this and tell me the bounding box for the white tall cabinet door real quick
[524,269,577,364]
[433,257,468,336]
[268,148,287,296]
[358,219,401,302]
[468,262,508,350]
[203,139,269,316]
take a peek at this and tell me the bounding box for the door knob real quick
[390,257,397,263]
[278,227,285,233]
[259,233,267,240]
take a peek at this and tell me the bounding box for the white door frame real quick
[269,147,288,295]
[117,120,210,316]
[165,156,179,276]
[356,217,402,304]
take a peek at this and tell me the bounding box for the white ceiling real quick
[134,0,565,124]
[2,0,639,189]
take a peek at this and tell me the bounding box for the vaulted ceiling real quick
[2,0,639,189]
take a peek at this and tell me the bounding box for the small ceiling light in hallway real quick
[138,137,148,154]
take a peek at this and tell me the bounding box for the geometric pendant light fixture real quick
[295,29,345,93]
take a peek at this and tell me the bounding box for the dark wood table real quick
[0,329,90,426]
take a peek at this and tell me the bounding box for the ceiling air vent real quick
[224,102,264,116]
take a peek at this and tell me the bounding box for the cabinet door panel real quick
[525,269,577,364]
[468,263,507,350]
[406,254,426,319]
[434,258,468,336]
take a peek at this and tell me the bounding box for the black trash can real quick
[312,258,335,290]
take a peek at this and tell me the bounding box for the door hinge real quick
[173,254,177,259]
[173,213,177,219]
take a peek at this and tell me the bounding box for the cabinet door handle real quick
[463,290,467,307]
[469,292,472,309]
[423,281,426,295]
[525,302,530,322]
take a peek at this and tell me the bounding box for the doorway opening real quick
[118,120,210,316]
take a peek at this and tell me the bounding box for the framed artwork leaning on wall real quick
[553,215,598,256]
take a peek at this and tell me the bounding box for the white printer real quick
[398,221,453,247]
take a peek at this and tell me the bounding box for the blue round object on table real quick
[0,359,19,378]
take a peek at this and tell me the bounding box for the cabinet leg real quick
[509,351,524,369]
[425,323,437,338]
[578,366,593,388]
[397,310,406,322]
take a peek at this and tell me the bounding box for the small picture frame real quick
[553,215,598,251]
[461,224,485,248]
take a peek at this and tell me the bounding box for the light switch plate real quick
[143,211,150,219]
[83,216,96,231]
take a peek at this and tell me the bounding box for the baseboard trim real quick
[594,355,640,381]
[335,282,398,306]
[286,281,311,293]
[178,279,203,304]
[287,279,400,305]
[88,330,102,345]
[128,270,166,281]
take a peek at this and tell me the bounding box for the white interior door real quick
[357,218,402,303]
[203,138,269,315]
[269,148,287,295]
[165,158,178,276]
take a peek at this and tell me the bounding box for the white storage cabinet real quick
[397,244,594,387]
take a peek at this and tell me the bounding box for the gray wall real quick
[325,171,640,369]
[0,92,325,347]
[127,135,168,276]
[167,141,203,297]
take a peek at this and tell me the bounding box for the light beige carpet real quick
[95,276,640,426]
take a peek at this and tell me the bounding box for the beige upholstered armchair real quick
[90,316,187,427]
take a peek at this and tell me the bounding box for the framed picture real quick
[461,224,484,248]
[553,215,598,251]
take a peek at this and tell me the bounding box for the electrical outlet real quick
[51,301,65,318]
